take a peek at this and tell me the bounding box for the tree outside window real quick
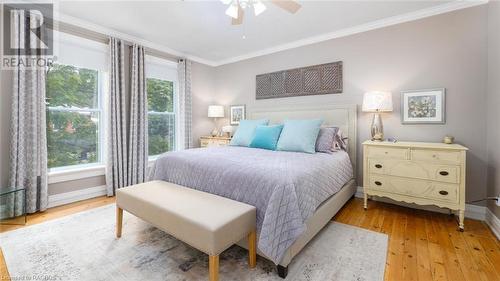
[147,78,175,156]
[46,64,102,169]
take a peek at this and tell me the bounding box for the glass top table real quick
[0,186,27,225]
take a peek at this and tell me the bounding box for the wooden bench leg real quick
[248,229,256,268]
[209,255,219,281]
[116,206,123,238]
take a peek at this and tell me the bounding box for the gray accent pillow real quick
[315,127,339,153]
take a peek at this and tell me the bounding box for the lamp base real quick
[371,113,384,141]
[211,117,219,137]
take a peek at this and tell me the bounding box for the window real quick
[146,56,178,157]
[46,64,104,169]
[46,32,108,170]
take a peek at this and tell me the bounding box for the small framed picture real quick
[401,88,446,124]
[230,105,246,125]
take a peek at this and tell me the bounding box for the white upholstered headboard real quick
[248,104,357,173]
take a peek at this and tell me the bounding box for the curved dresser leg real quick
[363,192,368,210]
[458,209,465,232]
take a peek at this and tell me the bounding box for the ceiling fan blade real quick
[231,6,244,25]
[270,0,301,14]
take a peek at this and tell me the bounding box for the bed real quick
[149,104,357,278]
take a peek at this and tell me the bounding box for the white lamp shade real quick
[362,91,393,112]
[208,105,225,118]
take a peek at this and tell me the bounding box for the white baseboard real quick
[355,186,486,221]
[48,185,107,208]
[485,208,500,240]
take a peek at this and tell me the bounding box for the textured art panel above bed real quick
[256,61,343,99]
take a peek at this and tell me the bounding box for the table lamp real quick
[362,91,393,141]
[208,105,224,136]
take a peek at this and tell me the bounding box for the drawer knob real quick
[374,181,382,186]
[375,164,383,169]
[439,190,448,195]
[439,171,449,176]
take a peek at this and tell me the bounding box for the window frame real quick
[46,66,107,173]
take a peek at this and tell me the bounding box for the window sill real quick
[48,165,106,184]
[48,158,158,184]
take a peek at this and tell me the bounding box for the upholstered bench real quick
[115,180,257,281]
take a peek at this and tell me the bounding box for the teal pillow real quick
[230,119,269,147]
[249,125,284,150]
[277,119,324,153]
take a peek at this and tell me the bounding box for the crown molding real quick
[213,0,489,66]
[56,13,218,66]
[54,0,488,67]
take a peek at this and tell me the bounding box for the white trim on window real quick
[47,185,107,208]
[145,55,178,68]
[48,164,106,184]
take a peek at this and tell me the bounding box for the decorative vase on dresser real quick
[199,136,232,148]
[362,140,468,231]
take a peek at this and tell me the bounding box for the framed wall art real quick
[401,88,446,124]
[230,105,246,125]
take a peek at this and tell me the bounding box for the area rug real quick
[1,204,388,281]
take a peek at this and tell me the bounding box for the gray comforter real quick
[149,146,353,264]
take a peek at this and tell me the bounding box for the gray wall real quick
[487,1,500,218]
[210,6,489,206]
[192,62,217,145]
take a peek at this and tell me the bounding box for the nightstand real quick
[362,140,468,231]
[199,136,232,148]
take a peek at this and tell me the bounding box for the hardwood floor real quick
[1,196,498,281]
[333,198,500,281]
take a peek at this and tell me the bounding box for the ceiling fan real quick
[221,0,302,25]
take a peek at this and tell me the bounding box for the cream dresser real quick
[199,136,232,148]
[362,140,468,231]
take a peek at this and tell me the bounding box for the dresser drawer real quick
[214,140,229,146]
[368,175,459,203]
[368,159,460,183]
[411,149,461,163]
[201,139,229,147]
[366,146,408,160]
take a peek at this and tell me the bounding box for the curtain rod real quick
[50,20,182,64]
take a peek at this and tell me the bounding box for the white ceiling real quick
[58,0,483,66]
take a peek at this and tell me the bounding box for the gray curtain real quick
[8,10,48,215]
[106,39,148,196]
[106,38,128,196]
[178,59,192,149]
[127,44,148,185]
